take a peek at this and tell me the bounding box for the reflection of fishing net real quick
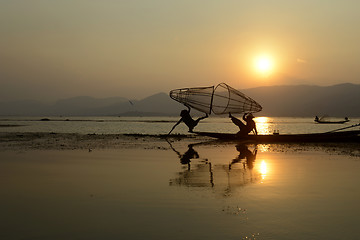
[169,83,262,115]
[169,163,260,189]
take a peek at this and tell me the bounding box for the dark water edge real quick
[0,124,25,127]
[0,132,359,158]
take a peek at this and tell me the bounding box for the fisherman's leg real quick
[190,114,208,132]
[187,121,197,132]
[236,127,248,135]
[230,116,245,128]
[195,113,208,122]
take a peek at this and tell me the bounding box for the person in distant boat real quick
[315,116,319,122]
[229,112,258,136]
[168,105,208,134]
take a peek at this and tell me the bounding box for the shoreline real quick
[0,132,359,157]
[0,132,200,151]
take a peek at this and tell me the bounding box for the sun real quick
[254,55,274,76]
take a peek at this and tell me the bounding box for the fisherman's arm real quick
[254,126,258,135]
[168,118,183,135]
[242,113,247,121]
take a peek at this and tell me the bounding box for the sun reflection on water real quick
[253,159,269,184]
[255,117,272,135]
[256,144,271,152]
[259,160,267,180]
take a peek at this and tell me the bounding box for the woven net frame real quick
[170,86,214,114]
[169,83,262,115]
[212,83,262,114]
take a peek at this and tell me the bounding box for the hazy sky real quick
[1,0,360,102]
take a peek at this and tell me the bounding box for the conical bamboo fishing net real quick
[169,83,262,114]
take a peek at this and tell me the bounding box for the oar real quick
[324,122,360,133]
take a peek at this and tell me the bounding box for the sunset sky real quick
[1,0,359,102]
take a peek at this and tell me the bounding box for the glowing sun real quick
[254,55,274,76]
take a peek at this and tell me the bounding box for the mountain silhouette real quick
[0,83,359,117]
[243,83,360,117]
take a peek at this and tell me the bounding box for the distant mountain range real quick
[0,83,359,117]
[242,83,360,117]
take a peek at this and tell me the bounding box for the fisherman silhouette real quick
[168,105,208,134]
[229,112,258,136]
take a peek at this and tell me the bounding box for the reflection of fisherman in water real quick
[167,140,213,187]
[166,140,200,166]
[168,105,208,134]
[168,142,262,195]
[231,144,257,170]
[179,144,199,165]
[229,113,257,136]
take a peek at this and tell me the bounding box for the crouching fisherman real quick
[168,106,208,134]
[229,112,258,136]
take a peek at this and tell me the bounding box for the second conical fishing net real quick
[211,83,262,114]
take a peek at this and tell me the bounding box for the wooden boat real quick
[314,119,350,124]
[194,130,360,143]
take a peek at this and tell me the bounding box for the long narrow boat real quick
[314,119,349,124]
[194,130,360,143]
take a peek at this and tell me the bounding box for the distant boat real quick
[314,116,349,124]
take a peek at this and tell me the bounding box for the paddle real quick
[325,122,360,133]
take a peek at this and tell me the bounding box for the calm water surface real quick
[1,116,359,239]
[0,143,359,240]
[1,116,359,134]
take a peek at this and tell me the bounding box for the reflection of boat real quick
[194,130,360,143]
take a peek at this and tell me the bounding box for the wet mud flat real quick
[0,132,359,158]
[0,132,198,151]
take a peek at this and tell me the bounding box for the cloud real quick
[297,58,307,64]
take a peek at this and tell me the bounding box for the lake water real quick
[0,116,359,239]
[1,116,359,135]
[0,144,359,240]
